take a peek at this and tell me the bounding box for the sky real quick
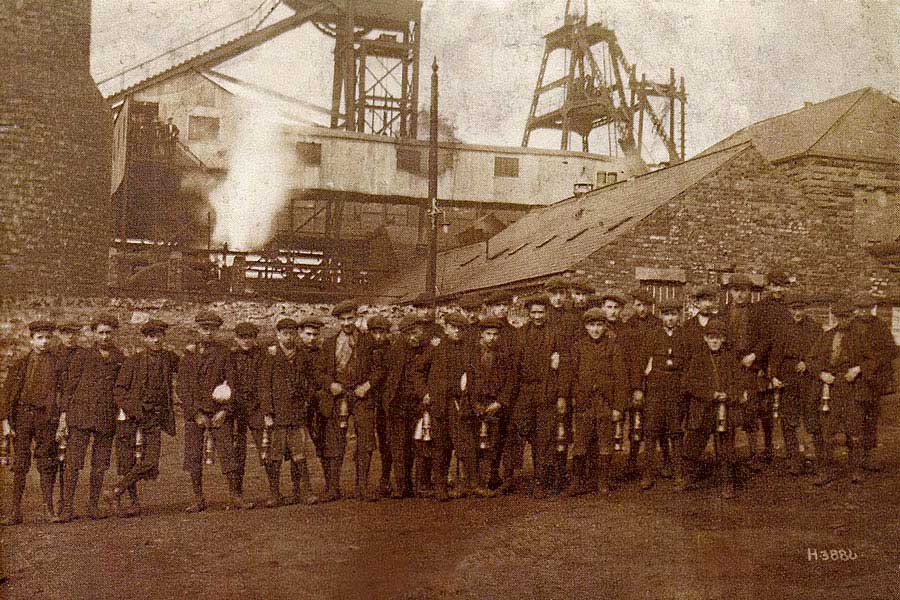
[93,0,900,162]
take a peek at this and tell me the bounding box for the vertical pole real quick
[207,210,212,252]
[426,58,439,299]
[409,17,421,138]
[638,73,646,155]
[669,67,676,158]
[680,76,686,162]
[356,46,367,133]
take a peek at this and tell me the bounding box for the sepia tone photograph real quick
[2,0,900,598]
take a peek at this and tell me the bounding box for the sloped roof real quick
[374,143,750,302]
[699,88,900,164]
[200,70,330,127]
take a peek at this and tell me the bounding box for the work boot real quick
[184,497,207,513]
[265,463,283,508]
[103,487,125,517]
[434,482,450,502]
[597,455,614,496]
[378,478,393,498]
[473,486,496,498]
[561,457,584,498]
[228,475,255,510]
[86,470,107,520]
[850,469,865,484]
[639,476,655,491]
[2,510,22,527]
[4,472,26,526]
[531,484,550,500]
[721,478,737,500]
[322,459,342,502]
[40,473,59,522]
[862,452,882,473]
[813,467,836,487]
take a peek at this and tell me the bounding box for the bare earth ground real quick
[2,422,899,600]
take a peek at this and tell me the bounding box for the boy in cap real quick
[178,311,249,512]
[560,307,627,496]
[52,321,82,513]
[849,293,898,472]
[682,284,722,355]
[810,299,876,485]
[512,294,566,498]
[107,319,178,517]
[769,293,822,476]
[316,300,375,502]
[57,314,125,521]
[366,315,394,498]
[638,297,689,489]
[227,322,265,499]
[259,317,319,507]
[621,289,660,479]
[382,314,432,498]
[680,319,745,498]
[1,320,61,525]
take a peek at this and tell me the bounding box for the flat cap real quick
[703,319,728,337]
[522,294,549,309]
[692,284,720,299]
[297,316,324,329]
[569,277,595,294]
[366,315,392,332]
[726,274,754,290]
[90,314,119,330]
[58,321,82,333]
[477,316,505,330]
[630,288,655,305]
[28,320,56,334]
[442,312,469,329]
[544,276,570,292]
[275,317,300,331]
[783,292,809,308]
[657,297,682,313]
[582,307,606,323]
[398,314,422,332]
[598,290,626,305]
[484,290,511,306]
[332,300,359,317]
[852,292,878,308]
[234,322,260,338]
[195,311,224,327]
[140,319,169,336]
[767,269,791,286]
[831,298,854,317]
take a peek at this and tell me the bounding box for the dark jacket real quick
[561,331,627,414]
[62,345,125,433]
[227,346,267,424]
[770,316,821,388]
[258,345,306,427]
[621,313,663,392]
[850,315,898,396]
[114,349,178,436]
[382,336,430,417]
[176,340,230,421]
[682,347,743,430]
[1,350,60,425]
[423,336,474,420]
[810,324,877,400]
[512,321,563,426]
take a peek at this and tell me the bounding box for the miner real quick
[227,322,266,499]
[682,284,722,355]
[1,320,61,525]
[52,321,82,514]
[57,314,125,522]
[366,315,394,498]
[178,311,250,512]
[621,289,659,480]
[680,319,744,499]
[106,319,177,517]
[317,301,374,502]
[560,307,627,496]
[638,297,688,490]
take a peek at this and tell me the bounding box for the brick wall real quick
[0,1,112,295]
[575,146,898,297]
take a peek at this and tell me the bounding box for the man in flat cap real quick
[681,319,745,498]
[512,294,567,498]
[560,307,627,496]
[177,311,248,512]
[226,322,266,500]
[366,315,394,498]
[51,321,82,515]
[382,314,432,498]
[810,299,876,485]
[849,293,898,472]
[259,317,320,507]
[769,293,823,476]
[1,320,61,525]
[316,300,375,502]
[107,320,178,517]
[57,314,125,521]
[682,284,722,356]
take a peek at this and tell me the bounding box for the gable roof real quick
[373,143,750,302]
[699,88,900,164]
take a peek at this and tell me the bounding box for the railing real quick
[97,0,282,98]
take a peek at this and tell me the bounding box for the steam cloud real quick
[209,101,295,251]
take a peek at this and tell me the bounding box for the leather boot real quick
[721,463,737,499]
[184,473,206,513]
[59,468,79,523]
[3,471,26,526]
[597,454,613,496]
[40,472,59,522]
[322,458,342,502]
[356,451,375,501]
[228,474,255,510]
[87,469,107,520]
[562,457,583,497]
[265,462,283,508]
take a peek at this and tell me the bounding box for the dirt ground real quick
[2,422,899,600]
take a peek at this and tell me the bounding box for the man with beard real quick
[849,293,898,473]
[560,308,627,496]
[366,315,394,498]
[107,320,178,517]
[769,293,822,476]
[383,314,432,498]
[317,301,374,502]
[57,314,125,521]
[512,294,566,498]
[227,322,266,500]
[639,298,689,490]
[178,311,250,512]
[2,320,62,525]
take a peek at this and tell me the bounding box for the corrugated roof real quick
[373,143,750,302]
[698,88,900,164]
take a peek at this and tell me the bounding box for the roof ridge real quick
[804,88,872,158]
[745,87,869,132]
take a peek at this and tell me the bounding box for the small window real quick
[487,246,509,260]
[397,147,421,174]
[296,142,322,166]
[536,234,557,248]
[507,241,528,255]
[188,115,220,141]
[566,227,589,241]
[605,216,632,232]
[494,156,519,178]
[460,254,479,267]
[606,172,618,184]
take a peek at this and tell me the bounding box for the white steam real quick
[210,101,295,251]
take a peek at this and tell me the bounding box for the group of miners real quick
[0,267,896,525]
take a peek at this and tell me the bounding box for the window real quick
[494,156,519,178]
[296,142,322,166]
[397,147,421,174]
[566,227,589,241]
[507,241,528,256]
[606,172,618,184]
[606,216,632,232]
[536,234,557,248]
[188,115,220,141]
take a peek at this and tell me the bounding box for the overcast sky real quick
[96,0,900,162]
